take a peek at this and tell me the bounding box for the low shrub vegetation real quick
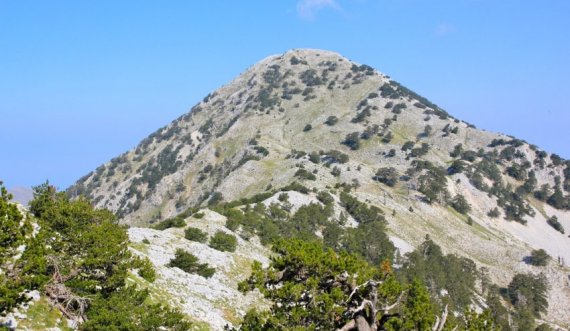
[184,227,208,243]
[209,231,238,252]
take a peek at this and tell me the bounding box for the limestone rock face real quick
[128,209,270,329]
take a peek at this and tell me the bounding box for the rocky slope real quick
[69,49,570,328]
[127,209,270,330]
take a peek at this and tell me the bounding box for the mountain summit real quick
[69,49,570,326]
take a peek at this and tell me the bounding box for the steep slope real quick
[69,49,570,326]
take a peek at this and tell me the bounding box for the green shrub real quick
[325,116,338,126]
[340,192,385,224]
[448,160,466,175]
[546,215,565,234]
[134,257,156,282]
[351,107,371,123]
[422,125,433,137]
[400,236,477,310]
[331,166,341,177]
[461,150,478,162]
[450,194,471,214]
[506,165,527,181]
[323,150,349,164]
[82,287,191,330]
[300,69,324,86]
[309,151,321,164]
[18,182,188,327]
[209,231,238,252]
[381,131,393,144]
[500,146,517,162]
[256,87,280,110]
[413,161,448,204]
[487,208,500,218]
[316,191,334,206]
[0,182,29,311]
[528,249,550,267]
[401,141,415,151]
[303,124,312,132]
[374,167,399,187]
[290,56,305,65]
[294,168,316,181]
[226,217,240,231]
[507,273,548,318]
[153,217,186,230]
[546,188,566,209]
[253,146,269,156]
[342,132,361,150]
[208,192,223,206]
[392,103,407,114]
[184,227,208,243]
[410,143,429,157]
[278,192,289,202]
[550,154,563,166]
[168,248,215,278]
[281,182,310,194]
[450,144,463,158]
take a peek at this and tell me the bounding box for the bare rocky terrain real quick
[128,209,270,330]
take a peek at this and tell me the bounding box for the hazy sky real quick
[1,0,569,189]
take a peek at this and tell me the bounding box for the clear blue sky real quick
[1,0,569,189]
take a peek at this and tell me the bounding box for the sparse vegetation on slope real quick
[61,48,570,328]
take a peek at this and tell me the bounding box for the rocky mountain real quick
[68,49,570,328]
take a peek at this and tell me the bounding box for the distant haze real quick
[8,186,33,206]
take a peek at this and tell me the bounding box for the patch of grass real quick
[18,298,72,331]
[130,241,150,254]
[393,184,409,196]
[221,306,241,326]
[388,125,414,146]
[445,207,503,242]
[446,206,469,223]
[227,255,255,282]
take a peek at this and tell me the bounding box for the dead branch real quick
[351,299,375,315]
[432,304,448,331]
[44,255,90,324]
[379,291,406,313]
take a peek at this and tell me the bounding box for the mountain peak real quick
[260,48,347,64]
[68,49,570,325]
[69,49,568,229]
